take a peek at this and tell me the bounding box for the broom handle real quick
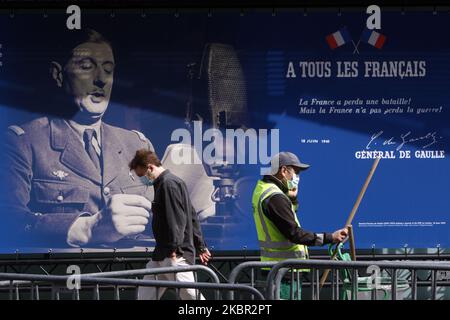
[345,157,381,226]
[348,225,356,261]
[319,157,381,289]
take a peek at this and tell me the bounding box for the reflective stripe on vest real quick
[260,249,306,259]
[258,240,293,249]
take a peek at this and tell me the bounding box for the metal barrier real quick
[227,261,276,299]
[1,259,450,300]
[85,265,221,300]
[0,265,263,300]
[0,265,219,298]
[265,259,450,300]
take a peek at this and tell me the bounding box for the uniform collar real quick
[67,119,102,147]
[49,117,124,186]
[49,117,102,184]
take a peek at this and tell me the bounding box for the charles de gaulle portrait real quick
[0,29,155,249]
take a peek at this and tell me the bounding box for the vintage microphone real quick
[186,43,249,222]
[193,42,248,129]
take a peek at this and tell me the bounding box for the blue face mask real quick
[287,173,299,190]
[139,173,154,186]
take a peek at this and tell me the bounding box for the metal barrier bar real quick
[0,266,219,282]
[0,269,263,300]
[35,284,40,300]
[391,269,397,300]
[194,272,199,300]
[114,285,120,300]
[155,274,160,300]
[266,259,450,300]
[52,285,60,300]
[370,266,377,301]
[431,270,437,300]
[87,265,220,300]
[29,282,33,300]
[333,268,339,300]
[8,280,13,300]
[0,280,34,288]
[250,268,255,301]
[83,265,219,282]
[0,265,221,300]
[134,278,139,300]
[331,269,335,300]
[273,268,289,300]
[315,269,320,300]
[93,284,100,300]
[289,269,294,300]
[351,268,357,300]
[15,283,19,300]
[411,269,417,300]
[75,277,265,300]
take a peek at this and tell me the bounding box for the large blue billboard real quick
[0,8,448,253]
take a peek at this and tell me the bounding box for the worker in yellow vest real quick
[252,152,348,299]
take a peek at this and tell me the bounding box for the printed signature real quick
[366,131,442,151]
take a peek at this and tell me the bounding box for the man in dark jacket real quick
[129,149,211,300]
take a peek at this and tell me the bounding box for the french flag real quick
[326,27,352,49]
[361,28,386,49]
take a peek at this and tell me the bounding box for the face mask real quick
[139,172,154,186]
[287,173,299,190]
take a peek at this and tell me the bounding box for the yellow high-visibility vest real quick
[252,179,309,264]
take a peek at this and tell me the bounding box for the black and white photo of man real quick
[0,29,154,248]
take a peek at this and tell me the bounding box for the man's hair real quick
[55,28,113,64]
[129,149,162,170]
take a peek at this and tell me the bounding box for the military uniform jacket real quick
[0,116,154,247]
